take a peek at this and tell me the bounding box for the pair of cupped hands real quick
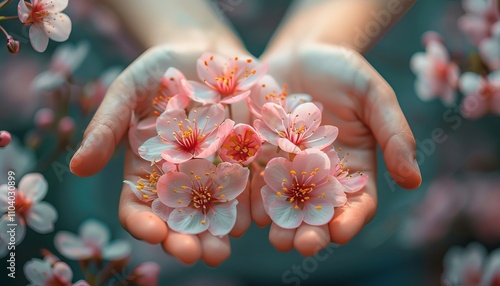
[69,42,422,266]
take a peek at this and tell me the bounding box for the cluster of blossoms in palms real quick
[128,52,368,235]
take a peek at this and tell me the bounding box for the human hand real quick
[251,43,422,256]
[70,44,254,266]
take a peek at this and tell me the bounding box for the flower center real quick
[152,78,175,116]
[14,192,32,217]
[479,82,496,100]
[278,169,319,210]
[435,61,449,82]
[24,1,50,24]
[135,168,159,199]
[278,116,309,148]
[222,129,260,163]
[170,116,211,152]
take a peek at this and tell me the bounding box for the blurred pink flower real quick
[479,21,500,71]
[248,75,313,119]
[152,67,190,115]
[458,0,500,45]
[443,243,486,286]
[34,108,55,130]
[126,262,161,286]
[157,159,249,236]
[31,41,89,93]
[0,131,11,148]
[139,104,234,164]
[184,53,267,104]
[325,148,368,194]
[0,137,35,183]
[219,123,263,165]
[81,66,122,115]
[254,102,338,154]
[261,149,345,229]
[0,173,58,243]
[54,219,131,261]
[410,35,460,105]
[124,162,176,202]
[18,0,72,52]
[459,71,500,119]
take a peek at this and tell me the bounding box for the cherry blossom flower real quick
[254,102,338,154]
[261,149,345,229]
[152,67,191,115]
[184,53,267,104]
[0,131,11,147]
[248,75,313,119]
[0,173,57,243]
[325,148,368,193]
[54,219,131,261]
[126,262,161,286]
[479,21,500,71]
[138,104,234,164]
[0,136,35,183]
[81,66,122,115]
[24,251,90,286]
[410,34,460,105]
[442,243,486,286]
[459,71,500,119]
[219,123,263,165]
[18,0,72,52]
[157,159,249,236]
[458,0,500,45]
[124,161,176,202]
[31,41,89,93]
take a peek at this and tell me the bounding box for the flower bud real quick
[6,36,20,55]
[34,108,55,130]
[0,130,12,147]
[57,116,75,137]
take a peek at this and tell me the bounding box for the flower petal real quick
[43,13,72,42]
[303,199,334,226]
[157,173,192,208]
[207,200,238,236]
[220,90,251,104]
[291,149,331,181]
[79,219,110,247]
[29,24,49,52]
[212,162,249,201]
[42,0,69,13]
[151,198,173,222]
[459,72,482,95]
[237,62,268,90]
[277,138,301,154]
[263,157,292,192]
[102,240,131,261]
[24,258,52,284]
[261,102,287,132]
[54,231,92,260]
[138,136,166,163]
[340,174,368,193]
[26,201,57,233]
[268,199,304,229]
[167,207,209,235]
[183,80,220,104]
[161,148,193,164]
[17,0,30,23]
[196,53,227,86]
[51,262,73,284]
[0,214,25,245]
[303,125,339,150]
[19,173,48,202]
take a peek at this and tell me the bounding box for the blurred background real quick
[1,0,499,285]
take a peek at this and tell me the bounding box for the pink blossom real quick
[139,104,234,164]
[458,0,500,45]
[0,173,57,244]
[459,71,500,119]
[124,161,176,202]
[156,159,249,236]
[18,0,72,52]
[126,262,161,286]
[261,149,345,229]
[34,108,55,130]
[219,123,263,165]
[128,114,157,157]
[479,21,500,71]
[0,131,11,148]
[254,102,338,154]
[248,75,313,119]
[410,34,460,105]
[57,116,75,137]
[184,53,267,104]
[325,148,368,193]
[54,219,131,261]
[152,67,190,115]
[31,41,89,93]
[443,243,486,286]
[81,66,122,114]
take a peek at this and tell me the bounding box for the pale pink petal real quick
[161,148,193,164]
[102,240,131,260]
[410,53,430,74]
[24,258,52,285]
[479,35,500,70]
[260,102,287,132]
[268,199,304,229]
[237,63,269,90]
[462,0,490,14]
[167,207,208,234]
[17,0,30,23]
[79,219,110,247]
[43,13,71,42]
[157,172,192,208]
[26,201,57,233]
[195,119,235,159]
[207,201,238,236]
[29,24,49,52]
[340,174,368,193]
[123,180,154,202]
[303,125,338,150]
[178,159,216,185]
[277,138,302,154]
[51,262,73,284]
[459,72,482,95]
[31,71,66,93]
[41,0,69,13]
[249,74,282,116]
[254,119,280,144]
[128,115,156,156]
[212,162,249,200]
[458,15,490,45]
[196,53,227,86]
[285,94,312,112]
[188,104,225,132]
[163,67,187,96]
[427,41,449,62]
[19,173,47,202]
[138,136,166,163]
[166,94,190,110]
[156,108,187,138]
[129,262,161,286]
[302,199,334,226]
[415,78,434,101]
[184,80,219,104]
[291,149,330,180]
[151,199,173,222]
[447,63,460,87]
[263,157,292,192]
[261,185,281,213]
[54,231,92,260]
[292,102,322,135]
[220,90,251,104]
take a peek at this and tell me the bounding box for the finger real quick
[230,183,251,238]
[269,223,295,252]
[250,164,272,227]
[293,224,330,256]
[329,174,377,244]
[163,230,202,265]
[199,232,231,267]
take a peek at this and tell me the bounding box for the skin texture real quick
[71,0,421,264]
